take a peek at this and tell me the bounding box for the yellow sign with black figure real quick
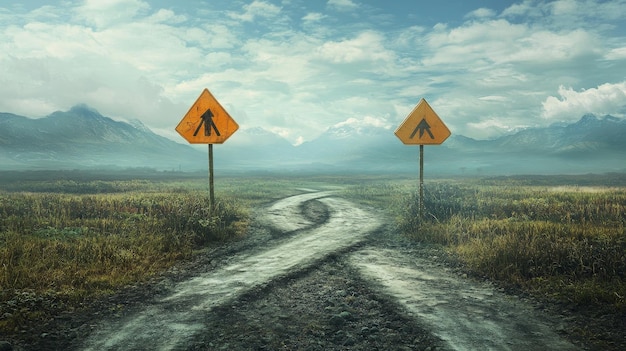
[395,98,450,145]
[176,88,239,144]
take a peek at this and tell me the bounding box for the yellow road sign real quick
[395,98,451,145]
[176,88,239,144]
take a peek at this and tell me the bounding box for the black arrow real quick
[410,118,434,139]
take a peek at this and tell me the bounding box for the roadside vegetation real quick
[0,170,361,335]
[343,174,626,312]
[0,173,249,334]
[403,181,625,309]
[2,170,624,342]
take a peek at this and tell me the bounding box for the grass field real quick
[1,170,624,335]
[0,172,253,333]
[342,173,626,312]
[0,170,380,334]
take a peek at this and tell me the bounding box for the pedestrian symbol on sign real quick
[193,108,221,137]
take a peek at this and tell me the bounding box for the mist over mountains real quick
[1,105,625,175]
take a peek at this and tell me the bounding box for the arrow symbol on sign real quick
[410,118,434,139]
[193,108,221,137]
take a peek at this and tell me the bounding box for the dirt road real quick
[74,190,580,350]
[350,248,578,350]
[79,191,379,350]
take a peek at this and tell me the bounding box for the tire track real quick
[79,191,382,351]
[349,248,580,351]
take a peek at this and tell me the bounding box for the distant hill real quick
[478,114,626,155]
[440,114,626,175]
[1,105,624,174]
[272,113,626,175]
[0,105,204,171]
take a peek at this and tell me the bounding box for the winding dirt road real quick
[80,191,380,350]
[78,190,580,351]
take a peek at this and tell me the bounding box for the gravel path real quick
[78,191,384,350]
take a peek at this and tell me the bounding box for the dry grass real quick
[398,181,626,310]
[339,175,626,310]
[0,179,248,333]
[0,172,369,334]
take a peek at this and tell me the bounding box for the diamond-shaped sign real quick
[395,98,450,145]
[176,88,239,144]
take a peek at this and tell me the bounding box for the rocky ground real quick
[1,193,624,350]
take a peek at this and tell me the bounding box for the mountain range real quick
[1,105,625,175]
[0,105,202,171]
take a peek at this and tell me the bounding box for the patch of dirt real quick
[300,199,330,224]
[188,256,445,351]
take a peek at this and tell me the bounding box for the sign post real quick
[176,88,239,208]
[209,144,214,206]
[395,98,450,218]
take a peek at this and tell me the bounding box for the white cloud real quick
[203,25,240,49]
[2,21,102,59]
[239,34,322,88]
[317,31,394,64]
[508,29,599,63]
[424,19,599,67]
[74,0,150,29]
[604,47,626,60]
[205,52,233,68]
[479,96,510,102]
[327,0,359,11]
[392,25,425,48]
[542,82,626,120]
[465,8,496,19]
[147,9,186,24]
[501,0,539,18]
[550,0,578,16]
[466,118,524,139]
[302,12,325,23]
[333,116,391,130]
[228,0,281,22]
[0,97,59,118]
[268,126,291,139]
[423,19,528,66]
[0,2,199,129]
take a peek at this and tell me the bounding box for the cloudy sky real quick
[1,0,625,144]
